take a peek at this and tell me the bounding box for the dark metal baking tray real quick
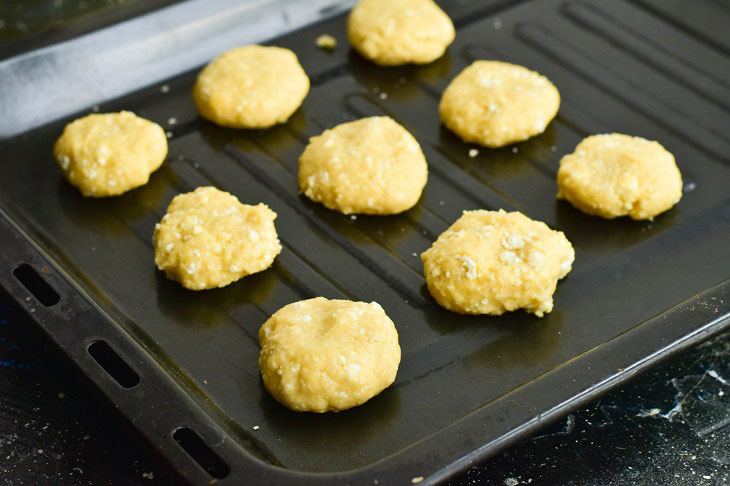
[1,0,729,483]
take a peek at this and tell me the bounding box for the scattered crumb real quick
[411,477,424,484]
[379,92,388,100]
[166,131,173,138]
[350,215,357,220]
[512,147,518,153]
[636,408,661,417]
[142,472,155,480]
[469,148,479,158]
[203,379,208,384]
[412,252,418,257]
[315,34,337,50]
[168,117,177,125]
[58,392,65,399]
[252,425,260,431]
[160,84,170,93]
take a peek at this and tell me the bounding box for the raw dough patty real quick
[422,210,574,317]
[439,61,560,148]
[193,45,310,129]
[347,0,455,66]
[153,187,281,290]
[259,297,401,412]
[53,111,167,197]
[298,116,428,215]
[557,134,683,220]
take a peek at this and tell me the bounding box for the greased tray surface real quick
[1,0,730,483]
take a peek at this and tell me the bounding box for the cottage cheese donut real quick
[259,297,401,412]
[153,187,281,290]
[439,61,560,148]
[347,0,455,66]
[193,45,310,129]
[53,111,167,197]
[422,210,574,317]
[298,116,427,215]
[557,134,682,220]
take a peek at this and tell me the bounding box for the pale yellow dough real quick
[193,45,310,129]
[298,116,428,215]
[53,111,167,197]
[557,134,683,220]
[439,61,560,148]
[259,297,401,412]
[422,210,574,317]
[153,187,281,290]
[347,0,455,66]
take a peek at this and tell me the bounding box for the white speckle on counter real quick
[168,117,177,125]
[411,477,424,484]
[636,408,661,417]
[252,425,260,431]
[469,148,479,158]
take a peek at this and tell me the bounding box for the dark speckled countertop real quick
[2,1,730,484]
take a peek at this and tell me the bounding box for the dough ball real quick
[153,187,281,290]
[439,61,560,148]
[347,0,455,66]
[422,210,574,317]
[193,45,310,129]
[259,297,400,412]
[557,134,683,220]
[53,111,167,197]
[298,116,428,215]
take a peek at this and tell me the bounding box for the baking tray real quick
[1,0,730,483]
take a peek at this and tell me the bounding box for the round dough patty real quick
[557,134,683,220]
[193,45,310,129]
[298,116,428,215]
[439,61,560,148]
[153,187,281,290]
[347,0,455,66]
[259,297,401,412]
[422,209,574,317]
[53,111,167,197]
